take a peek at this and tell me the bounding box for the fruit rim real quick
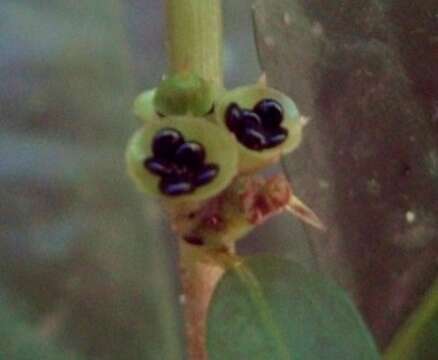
[133,89,158,122]
[126,117,239,202]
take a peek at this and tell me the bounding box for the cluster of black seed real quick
[225,99,288,151]
[144,128,219,196]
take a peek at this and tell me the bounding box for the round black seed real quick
[240,110,263,130]
[194,164,219,186]
[152,128,185,160]
[159,175,194,196]
[238,127,268,150]
[225,103,242,132]
[175,142,206,169]
[266,127,289,148]
[143,157,174,176]
[253,99,284,128]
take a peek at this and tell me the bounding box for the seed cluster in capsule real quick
[225,99,288,151]
[144,128,219,196]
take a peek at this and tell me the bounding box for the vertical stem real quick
[166,0,223,86]
[165,1,225,359]
[179,245,225,360]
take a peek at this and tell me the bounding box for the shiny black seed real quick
[194,164,219,186]
[175,142,206,169]
[144,157,174,176]
[159,175,194,196]
[240,110,263,130]
[152,128,185,160]
[238,127,268,150]
[253,99,284,128]
[266,127,289,148]
[225,103,243,132]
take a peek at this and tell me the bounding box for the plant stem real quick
[166,0,223,87]
[165,1,225,359]
[179,244,225,360]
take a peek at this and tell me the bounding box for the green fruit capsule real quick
[133,89,158,121]
[215,85,303,173]
[153,72,215,117]
[126,117,238,203]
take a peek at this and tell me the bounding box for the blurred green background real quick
[0,1,261,359]
[1,0,437,359]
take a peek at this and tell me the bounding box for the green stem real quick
[166,0,223,87]
[165,1,224,359]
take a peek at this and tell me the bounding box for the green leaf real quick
[207,256,380,360]
[384,278,438,360]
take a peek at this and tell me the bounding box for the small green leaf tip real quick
[133,89,157,121]
[154,72,215,117]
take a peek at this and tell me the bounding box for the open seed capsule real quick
[153,72,215,117]
[126,117,239,203]
[216,85,303,173]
